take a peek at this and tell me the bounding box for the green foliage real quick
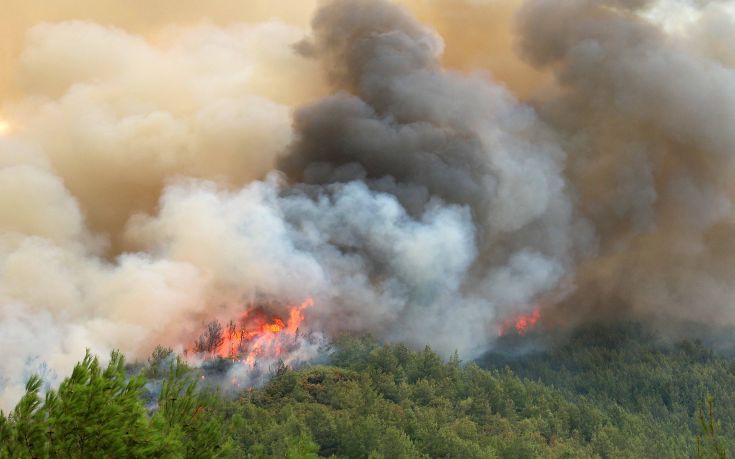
[218,333,723,458]
[697,396,727,459]
[0,350,171,458]
[145,345,174,379]
[0,351,230,458]
[2,326,735,458]
[152,357,235,457]
[483,323,735,456]
[1,376,48,458]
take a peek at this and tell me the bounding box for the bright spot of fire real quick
[499,308,541,336]
[188,298,314,367]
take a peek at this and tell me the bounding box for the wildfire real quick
[499,307,541,336]
[189,298,314,367]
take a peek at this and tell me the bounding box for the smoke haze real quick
[2,0,735,408]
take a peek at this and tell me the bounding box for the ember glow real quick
[188,298,314,367]
[499,308,541,336]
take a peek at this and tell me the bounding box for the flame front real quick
[499,307,541,336]
[189,298,314,367]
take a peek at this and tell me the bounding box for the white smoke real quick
[0,19,320,409]
[2,0,735,409]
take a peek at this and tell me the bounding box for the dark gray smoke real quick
[276,0,582,352]
[3,0,735,408]
[515,0,735,331]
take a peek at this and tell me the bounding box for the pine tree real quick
[153,357,234,457]
[0,376,48,458]
[696,396,727,459]
[1,350,177,458]
[43,350,172,457]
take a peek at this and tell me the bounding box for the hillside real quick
[2,324,732,458]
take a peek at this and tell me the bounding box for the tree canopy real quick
[2,324,732,458]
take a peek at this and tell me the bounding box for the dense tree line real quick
[1,324,732,458]
[482,323,735,457]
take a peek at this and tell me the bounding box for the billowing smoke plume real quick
[515,0,735,330]
[278,0,579,347]
[0,18,324,408]
[2,0,735,408]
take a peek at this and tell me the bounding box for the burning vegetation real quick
[187,298,314,369]
[499,307,542,336]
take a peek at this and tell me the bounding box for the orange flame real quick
[499,307,541,336]
[189,298,314,367]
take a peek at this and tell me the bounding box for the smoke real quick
[396,0,549,98]
[278,0,579,349]
[0,0,320,102]
[2,0,735,408]
[515,0,735,330]
[0,17,323,409]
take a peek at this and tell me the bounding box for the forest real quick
[1,323,732,458]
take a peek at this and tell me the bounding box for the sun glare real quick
[0,119,11,136]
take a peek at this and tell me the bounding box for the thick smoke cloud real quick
[279,0,578,345]
[0,19,322,408]
[0,0,321,101]
[2,0,735,408]
[516,0,735,330]
[12,20,325,251]
[399,0,548,98]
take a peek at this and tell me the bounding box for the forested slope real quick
[1,325,731,458]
